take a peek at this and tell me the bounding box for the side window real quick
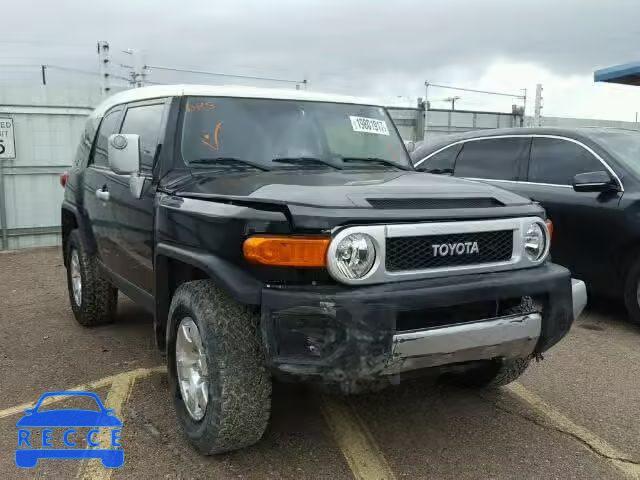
[119,103,166,170]
[528,138,605,185]
[455,137,530,181]
[73,117,99,168]
[90,108,122,167]
[418,143,462,173]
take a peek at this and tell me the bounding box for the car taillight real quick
[60,170,69,188]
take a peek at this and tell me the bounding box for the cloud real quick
[2,0,640,119]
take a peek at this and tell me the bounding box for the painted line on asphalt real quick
[79,372,138,480]
[0,366,166,420]
[320,396,397,480]
[507,382,640,480]
[2,366,166,477]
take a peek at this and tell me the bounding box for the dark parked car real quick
[62,87,584,455]
[412,127,640,324]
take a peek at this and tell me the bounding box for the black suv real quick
[61,86,584,454]
[412,127,640,324]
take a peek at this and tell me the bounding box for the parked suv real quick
[61,86,585,454]
[412,127,640,324]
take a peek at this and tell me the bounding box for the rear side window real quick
[120,103,166,170]
[90,108,122,167]
[418,143,462,173]
[528,137,605,185]
[455,137,530,181]
[73,117,99,167]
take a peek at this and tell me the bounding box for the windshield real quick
[590,130,640,176]
[180,96,410,170]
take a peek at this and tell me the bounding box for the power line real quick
[0,64,42,68]
[46,65,100,76]
[425,82,526,99]
[147,64,306,86]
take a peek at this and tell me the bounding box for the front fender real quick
[153,242,263,350]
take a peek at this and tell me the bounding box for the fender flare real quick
[154,242,263,350]
[61,201,98,260]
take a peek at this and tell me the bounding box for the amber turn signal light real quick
[546,219,553,242]
[243,236,330,267]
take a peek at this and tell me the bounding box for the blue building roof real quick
[594,62,640,86]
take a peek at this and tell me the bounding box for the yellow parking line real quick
[0,366,166,420]
[506,382,640,480]
[79,372,138,480]
[320,396,396,480]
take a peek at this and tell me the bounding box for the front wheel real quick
[167,280,272,454]
[445,357,530,388]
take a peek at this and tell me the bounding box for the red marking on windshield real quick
[186,102,216,113]
[201,121,223,150]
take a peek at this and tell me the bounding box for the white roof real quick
[91,84,381,119]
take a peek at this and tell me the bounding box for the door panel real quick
[83,167,118,263]
[520,137,623,292]
[505,183,621,289]
[82,107,123,266]
[99,171,155,293]
[103,100,168,295]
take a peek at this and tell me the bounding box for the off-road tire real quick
[444,297,535,388]
[65,229,117,326]
[448,357,531,388]
[623,257,640,327]
[167,280,272,455]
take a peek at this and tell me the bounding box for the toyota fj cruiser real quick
[61,85,586,454]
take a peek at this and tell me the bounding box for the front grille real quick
[367,197,503,209]
[386,230,513,272]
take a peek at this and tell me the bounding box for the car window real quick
[455,137,530,180]
[417,143,462,173]
[120,103,166,170]
[180,97,411,170]
[90,108,122,167]
[528,137,605,185]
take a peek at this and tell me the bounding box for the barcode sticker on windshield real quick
[349,116,390,135]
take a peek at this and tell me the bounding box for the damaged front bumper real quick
[260,263,583,385]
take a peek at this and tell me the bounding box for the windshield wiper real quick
[190,157,269,171]
[340,157,409,170]
[272,157,342,170]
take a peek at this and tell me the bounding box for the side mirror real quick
[108,134,146,199]
[108,134,140,175]
[572,171,618,193]
[405,140,416,153]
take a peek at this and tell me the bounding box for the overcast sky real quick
[3,0,640,120]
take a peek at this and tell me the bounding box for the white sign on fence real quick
[0,117,16,159]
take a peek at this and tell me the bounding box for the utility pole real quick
[534,83,543,126]
[97,41,111,96]
[444,96,460,110]
[122,49,148,87]
[133,49,147,87]
[424,82,430,141]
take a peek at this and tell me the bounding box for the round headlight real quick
[524,222,548,262]
[332,233,376,280]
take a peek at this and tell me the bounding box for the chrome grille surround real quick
[326,217,549,285]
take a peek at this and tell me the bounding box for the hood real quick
[172,170,541,230]
[175,170,530,207]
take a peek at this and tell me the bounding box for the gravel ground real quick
[1,247,638,479]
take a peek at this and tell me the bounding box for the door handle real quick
[95,188,110,202]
